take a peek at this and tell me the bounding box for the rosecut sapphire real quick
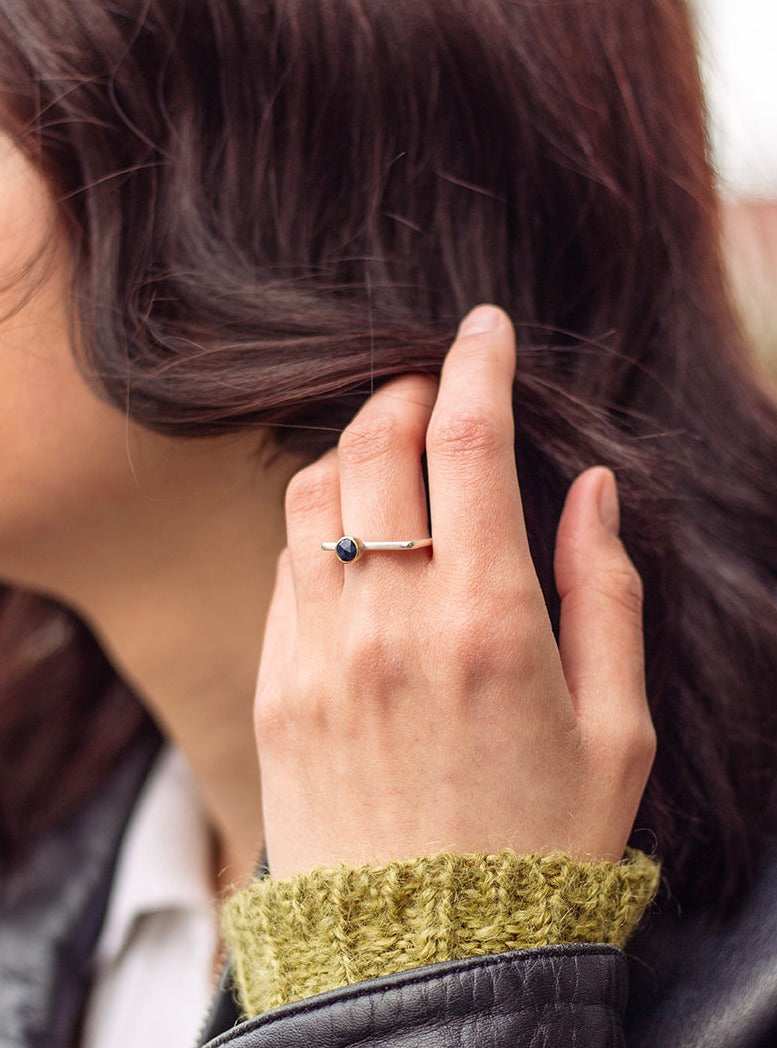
[335,537,359,563]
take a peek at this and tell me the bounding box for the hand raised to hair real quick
[254,305,655,879]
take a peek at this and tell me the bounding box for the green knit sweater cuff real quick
[221,848,659,1016]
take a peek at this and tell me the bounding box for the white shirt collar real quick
[94,746,215,967]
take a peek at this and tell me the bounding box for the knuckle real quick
[455,580,539,640]
[338,413,403,467]
[342,624,398,688]
[256,667,330,740]
[600,558,644,619]
[608,712,657,777]
[428,409,504,458]
[254,687,287,740]
[440,601,513,680]
[285,462,335,519]
[446,615,489,669]
[637,716,658,768]
[338,608,411,694]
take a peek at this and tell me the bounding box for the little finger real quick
[284,448,343,607]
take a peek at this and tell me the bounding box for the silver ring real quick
[321,536,433,564]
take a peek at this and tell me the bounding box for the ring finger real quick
[335,373,437,586]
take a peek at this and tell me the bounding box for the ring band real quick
[321,536,433,564]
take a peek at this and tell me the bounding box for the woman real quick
[0,1,775,1046]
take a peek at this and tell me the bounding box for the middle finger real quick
[426,305,530,572]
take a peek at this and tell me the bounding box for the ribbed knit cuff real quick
[221,847,660,1016]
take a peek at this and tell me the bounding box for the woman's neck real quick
[58,437,306,888]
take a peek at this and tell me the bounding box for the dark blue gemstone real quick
[335,537,359,562]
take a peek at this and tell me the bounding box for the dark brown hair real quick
[0,0,775,911]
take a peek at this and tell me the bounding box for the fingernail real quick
[458,305,502,337]
[597,469,620,536]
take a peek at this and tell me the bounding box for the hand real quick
[255,305,656,879]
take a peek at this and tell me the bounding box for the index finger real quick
[426,305,530,568]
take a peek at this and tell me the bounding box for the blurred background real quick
[695,0,777,379]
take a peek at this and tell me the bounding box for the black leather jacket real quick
[3,735,777,1048]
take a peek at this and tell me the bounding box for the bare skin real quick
[0,134,308,888]
[1,132,654,906]
[256,307,656,877]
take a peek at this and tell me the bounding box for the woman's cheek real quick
[0,136,147,582]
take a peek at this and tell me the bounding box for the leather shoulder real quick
[626,833,777,1047]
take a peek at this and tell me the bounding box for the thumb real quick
[554,468,652,740]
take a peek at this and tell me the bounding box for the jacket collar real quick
[0,727,161,1048]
